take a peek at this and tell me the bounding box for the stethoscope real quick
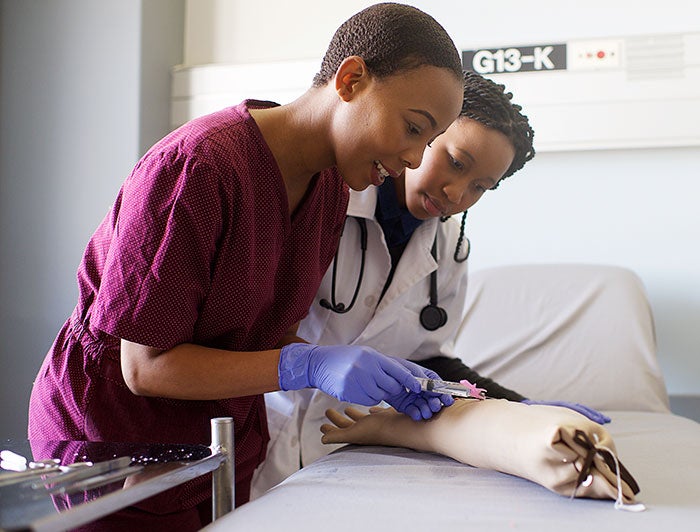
[319,217,368,315]
[319,216,461,331]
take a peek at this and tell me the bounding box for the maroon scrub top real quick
[29,100,349,509]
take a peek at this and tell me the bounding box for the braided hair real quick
[312,3,462,87]
[450,70,536,262]
[461,70,535,184]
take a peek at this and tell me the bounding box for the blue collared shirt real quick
[375,178,423,248]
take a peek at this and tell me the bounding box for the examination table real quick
[204,264,700,531]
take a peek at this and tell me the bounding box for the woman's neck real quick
[250,91,335,213]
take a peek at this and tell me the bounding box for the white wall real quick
[0,0,184,437]
[182,0,700,398]
[183,0,700,64]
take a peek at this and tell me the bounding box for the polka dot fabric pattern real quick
[28,100,349,508]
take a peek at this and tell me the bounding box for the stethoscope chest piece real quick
[419,303,447,331]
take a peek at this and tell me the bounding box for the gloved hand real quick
[279,343,453,421]
[385,357,454,420]
[521,399,611,424]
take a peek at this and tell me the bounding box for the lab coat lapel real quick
[375,218,438,312]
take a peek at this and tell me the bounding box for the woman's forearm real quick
[121,339,282,400]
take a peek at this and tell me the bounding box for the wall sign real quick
[172,32,700,151]
[463,44,567,74]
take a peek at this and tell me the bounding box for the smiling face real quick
[397,117,516,219]
[330,61,463,192]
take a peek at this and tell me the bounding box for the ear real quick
[335,56,368,101]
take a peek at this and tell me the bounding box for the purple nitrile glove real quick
[279,343,452,420]
[522,399,611,424]
[387,358,454,420]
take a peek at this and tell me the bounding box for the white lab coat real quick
[251,186,469,499]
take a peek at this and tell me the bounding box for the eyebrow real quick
[456,147,476,164]
[409,109,437,129]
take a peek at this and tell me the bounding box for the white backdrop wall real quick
[182,0,700,399]
[0,0,185,438]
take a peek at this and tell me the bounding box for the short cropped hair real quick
[312,3,462,87]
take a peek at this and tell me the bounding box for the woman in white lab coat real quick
[252,71,586,497]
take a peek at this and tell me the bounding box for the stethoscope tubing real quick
[320,216,447,330]
[319,217,367,314]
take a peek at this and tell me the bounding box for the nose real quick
[443,182,466,206]
[401,144,427,170]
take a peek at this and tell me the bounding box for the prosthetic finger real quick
[320,425,343,444]
[324,408,354,428]
[343,406,369,421]
[320,423,337,435]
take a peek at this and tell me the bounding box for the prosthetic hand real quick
[521,399,611,424]
[279,343,453,420]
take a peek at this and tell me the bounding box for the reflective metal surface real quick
[211,417,235,520]
[0,438,227,531]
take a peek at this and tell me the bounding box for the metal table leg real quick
[210,417,235,520]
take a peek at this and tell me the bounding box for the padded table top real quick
[205,411,700,532]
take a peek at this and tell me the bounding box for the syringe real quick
[416,377,486,400]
